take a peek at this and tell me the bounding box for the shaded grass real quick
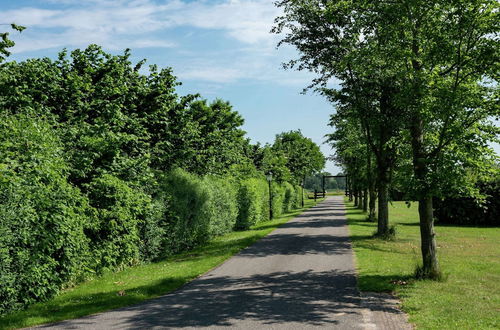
[345,198,500,329]
[0,198,323,330]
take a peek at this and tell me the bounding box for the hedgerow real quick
[0,45,323,316]
[0,114,90,314]
[236,178,269,229]
[203,176,239,236]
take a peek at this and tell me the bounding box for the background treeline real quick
[0,44,325,315]
[303,172,346,192]
[275,0,499,278]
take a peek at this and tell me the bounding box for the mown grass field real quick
[345,199,500,329]
[0,198,323,330]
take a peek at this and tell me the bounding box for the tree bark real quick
[375,140,391,235]
[377,172,389,235]
[369,184,377,221]
[358,189,363,209]
[374,83,394,236]
[363,188,368,212]
[367,146,377,221]
[348,177,353,201]
[410,113,440,277]
[418,196,439,276]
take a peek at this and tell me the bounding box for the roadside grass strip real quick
[0,199,323,330]
[345,199,500,329]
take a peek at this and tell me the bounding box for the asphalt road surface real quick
[36,196,410,329]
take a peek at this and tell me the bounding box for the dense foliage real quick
[434,176,500,226]
[0,43,324,315]
[0,114,89,313]
[274,0,499,278]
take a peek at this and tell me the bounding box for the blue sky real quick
[1,0,342,174]
[1,0,498,174]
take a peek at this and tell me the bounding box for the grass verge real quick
[0,198,323,329]
[345,198,500,329]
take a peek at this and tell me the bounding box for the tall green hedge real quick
[283,182,296,213]
[159,169,239,253]
[0,45,315,317]
[85,174,154,271]
[204,176,239,236]
[236,178,269,229]
[0,159,303,315]
[0,115,90,314]
[271,183,286,218]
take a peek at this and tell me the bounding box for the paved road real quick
[37,196,410,329]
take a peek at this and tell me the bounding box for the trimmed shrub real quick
[159,169,239,253]
[283,182,296,213]
[204,176,238,236]
[138,197,170,262]
[259,180,271,222]
[85,174,153,271]
[159,169,211,254]
[294,185,303,208]
[271,183,286,218]
[236,178,267,229]
[0,114,90,314]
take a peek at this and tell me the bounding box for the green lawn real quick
[345,199,500,329]
[0,198,323,330]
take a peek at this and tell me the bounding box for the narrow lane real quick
[37,196,410,329]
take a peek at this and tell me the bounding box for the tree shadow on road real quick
[46,269,406,329]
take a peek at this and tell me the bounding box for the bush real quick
[294,185,303,208]
[260,181,271,222]
[160,169,239,253]
[138,197,170,262]
[0,114,90,314]
[85,174,154,271]
[159,169,211,254]
[283,182,296,213]
[434,177,500,226]
[236,178,268,229]
[271,183,286,218]
[204,176,238,236]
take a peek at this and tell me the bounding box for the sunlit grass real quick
[345,199,500,329]
[0,198,323,330]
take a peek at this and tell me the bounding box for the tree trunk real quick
[358,189,363,209]
[354,188,358,206]
[369,185,377,221]
[410,113,440,277]
[366,146,377,221]
[348,177,353,201]
[363,188,368,212]
[418,196,439,276]
[377,174,389,235]
[374,84,394,236]
[375,141,391,235]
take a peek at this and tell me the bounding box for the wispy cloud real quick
[2,0,315,87]
[1,0,278,51]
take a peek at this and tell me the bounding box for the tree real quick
[327,110,377,218]
[161,98,248,175]
[383,0,499,277]
[0,23,25,63]
[271,130,325,184]
[273,1,404,235]
[259,144,292,183]
[274,0,499,277]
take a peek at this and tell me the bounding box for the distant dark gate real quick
[322,175,348,196]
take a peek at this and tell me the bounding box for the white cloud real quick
[2,0,279,52]
[178,67,244,83]
[170,0,280,44]
[2,0,317,87]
